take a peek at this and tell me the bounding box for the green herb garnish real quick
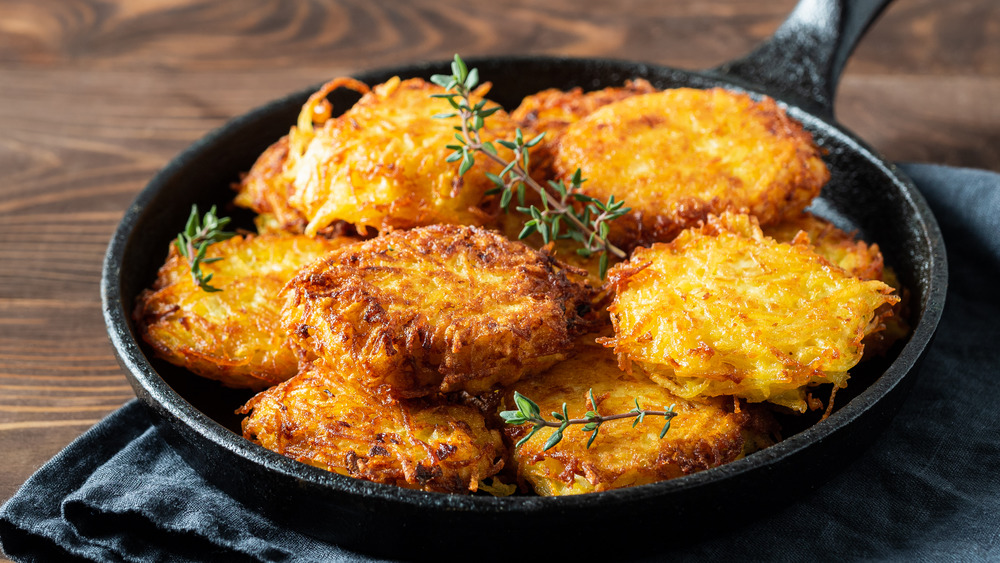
[500,389,676,450]
[174,204,235,292]
[430,55,629,278]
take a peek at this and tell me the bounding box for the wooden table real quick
[1,0,997,552]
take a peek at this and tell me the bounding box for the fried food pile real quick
[135,73,909,496]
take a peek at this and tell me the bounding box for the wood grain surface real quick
[0,0,997,551]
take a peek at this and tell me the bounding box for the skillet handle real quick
[711,0,891,119]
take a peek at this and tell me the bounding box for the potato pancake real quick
[504,335,778,496]
[134,234,355,390]
[282,224,595,399]
[602,212,899,412]
[240,362,505,494]
[510,79,658,180]
[236,76,519,237]
[553,88,829,250]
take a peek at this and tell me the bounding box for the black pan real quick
[102,0,946,558]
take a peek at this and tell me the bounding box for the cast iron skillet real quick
[102,0,946,558]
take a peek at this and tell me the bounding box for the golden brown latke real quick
[601,212,899,412]
[553,88,830,250]
[240,362,505,494]
[281,224,596,400]
[133,234,356,390]
[504,335,778,496]
[235,76,519,237]
[510,79,658,180]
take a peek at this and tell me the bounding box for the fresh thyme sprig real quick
[174,204,235,293]
[500,389,677,451]
[429,55,629,278]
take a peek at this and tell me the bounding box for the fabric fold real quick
[1,404,378,562]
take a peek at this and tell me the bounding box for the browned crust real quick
[240,363,506,493]
[281,224,597,399]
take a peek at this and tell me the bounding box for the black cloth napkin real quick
[2,163,999,562]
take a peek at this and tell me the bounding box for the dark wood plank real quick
[1,0,996,75]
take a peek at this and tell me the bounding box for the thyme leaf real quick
[501,390,677,450]
[430,54,630,278]
[174,205,235,292]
